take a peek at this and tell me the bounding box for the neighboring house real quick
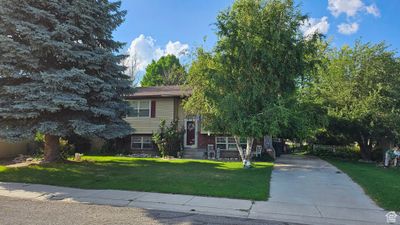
[0,140,29,159]
[123,85,268,159]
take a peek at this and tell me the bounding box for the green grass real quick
[327,159,400,211]
[0,156,273,200]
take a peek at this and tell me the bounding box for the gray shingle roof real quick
[126,85,192,99]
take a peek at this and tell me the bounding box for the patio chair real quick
[255,145,262,157]
[207,144,216,159]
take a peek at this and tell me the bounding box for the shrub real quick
[30,132,45,155]
[100,138,129,155]
[152,120,184,157]
[253,151,275,162]
[310,145,360,160]
[67,135,91,154]
[59,139,75,159]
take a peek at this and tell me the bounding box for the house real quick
[0,140,29,159]
[123,85,273,159]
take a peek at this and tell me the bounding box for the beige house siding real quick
[0,140,28,159]
[125,98,175,134]
[176,98,209,134]
[176,98,186,129]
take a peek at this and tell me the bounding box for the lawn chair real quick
[255,145,262,157]
[207,144,215,159]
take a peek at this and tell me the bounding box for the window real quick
[127,100,150,117]
[131,136,152,149]
[216,137,246,151]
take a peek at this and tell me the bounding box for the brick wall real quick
[198,133,215,149]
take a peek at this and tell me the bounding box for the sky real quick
[112,0,400,81]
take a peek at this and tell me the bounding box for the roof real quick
[126,85,192,99]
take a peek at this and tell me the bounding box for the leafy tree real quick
[184,0,321,167]
[314,41,400,160]
[0,0,132,162]
[141,55,187,87]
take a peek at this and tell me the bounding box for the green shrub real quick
[59,139,75,159]
[310,145,360,160]
[253,152,275,162]
[152,120,184,157]
[370,147,385,162]
[67,135,91,154]
[100,138,129,155]
[290,145,312,153]
[30,132,45,156]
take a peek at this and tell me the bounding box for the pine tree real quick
[0,0,133,161]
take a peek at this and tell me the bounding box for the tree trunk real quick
[44,134,61,162]
[358,135,372,161]
[234,136,254,168]
[234,136,245,161]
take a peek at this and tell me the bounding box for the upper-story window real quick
[127,100,150,118]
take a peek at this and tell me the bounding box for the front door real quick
[186,121,196,146]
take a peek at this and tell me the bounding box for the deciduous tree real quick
[185,0,321,167]
[141,55,187,87]
[314,41,400,160]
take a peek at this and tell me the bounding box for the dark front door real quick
[186,121,196,146]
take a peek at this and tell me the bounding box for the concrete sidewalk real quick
[0,180,392,225]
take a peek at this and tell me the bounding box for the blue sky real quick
[113,0,400,80]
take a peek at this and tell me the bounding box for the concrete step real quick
[183,150,204,159]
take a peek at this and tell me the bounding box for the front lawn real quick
[328,159,400,211]
[0,156,273,200]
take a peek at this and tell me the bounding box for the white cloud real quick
[366,4,380,17]
[328,0,364,17]
[123,34,189,79]
[337,22,359,35]
[300,17,330,38]
[165,41,189,56]
[328,0,381,18]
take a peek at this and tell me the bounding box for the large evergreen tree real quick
[0,0,132,161]
[141,55,187,87]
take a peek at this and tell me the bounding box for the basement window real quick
[131,136,152,149]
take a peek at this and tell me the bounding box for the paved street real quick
[0,196,294,225]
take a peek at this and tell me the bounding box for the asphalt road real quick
[0,196,300,225]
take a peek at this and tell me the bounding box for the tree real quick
[184,0,321,167]
[314,41,400,160]
[141,55,187,87]
[125,52,139,86]
[0,0,133,162]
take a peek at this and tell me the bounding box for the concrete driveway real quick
[250,155,391,225]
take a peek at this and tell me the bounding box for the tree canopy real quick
[184,0,322,165]
[0,0,132,161]
[140,55,187,87]
[312,41,400,159]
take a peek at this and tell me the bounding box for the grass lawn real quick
[0,156,273,200]
[328,159,400,211]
